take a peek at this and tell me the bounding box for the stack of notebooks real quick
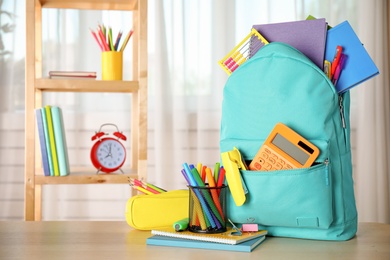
[221,16,379,94]
[35,105,70,176]
[146,227,268,252]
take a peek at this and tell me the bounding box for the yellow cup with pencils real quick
[101,51,123,80]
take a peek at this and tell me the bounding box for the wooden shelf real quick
[36,79,139,93]
[35,172,137,185]
[25,0,148,220]
[38,0,137,11]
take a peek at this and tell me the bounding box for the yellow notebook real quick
[151,226,267,245]
[45,105,60,176]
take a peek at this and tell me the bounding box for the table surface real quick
[0,221,389,260]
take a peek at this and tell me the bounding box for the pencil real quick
[119,28,134,52]
[89,28,103,51]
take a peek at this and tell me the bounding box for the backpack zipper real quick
[324,159,329,186]
[339,95,346,128]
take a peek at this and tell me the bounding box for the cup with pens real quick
[182,162,227,233]
[90,24,133,80]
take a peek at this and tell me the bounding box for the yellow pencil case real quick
[125,189,189,230]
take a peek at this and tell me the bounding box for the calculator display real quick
[272,133,309,165]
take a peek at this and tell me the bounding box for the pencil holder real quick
[102,51,123,80]
[188,184,227,233]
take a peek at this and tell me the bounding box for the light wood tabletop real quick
[0,221,389,260]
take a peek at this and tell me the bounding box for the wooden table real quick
[0,221,389,259]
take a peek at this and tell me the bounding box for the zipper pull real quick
[339,95,346,129]
[324,159,329,186]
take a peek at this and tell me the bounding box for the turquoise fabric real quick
[220,42,357,240]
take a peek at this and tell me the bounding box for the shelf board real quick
[38,0,138,11]
[35,171,137,185]
[35,78,139,93]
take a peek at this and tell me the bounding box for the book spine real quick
[45,105,60,176]
[35,109,50,176]
[41,108,54,176]
[51,106,70,176]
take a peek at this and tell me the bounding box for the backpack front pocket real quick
[226,161,333,229]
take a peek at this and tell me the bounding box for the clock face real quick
[94,139,126,170]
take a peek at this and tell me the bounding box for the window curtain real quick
[354,0,390,223]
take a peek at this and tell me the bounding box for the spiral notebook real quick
[151,227,267,245]
[147,234,266,252]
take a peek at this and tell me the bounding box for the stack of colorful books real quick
[35,105,70,176]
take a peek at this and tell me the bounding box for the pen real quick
[217,166,226,187]
[331,45,343,79]
[201,165,207,182]
[205,167,224,221]
[332,53,347,87]
[173,218,189,232]
[214,162,220,183]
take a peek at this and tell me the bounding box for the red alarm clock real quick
[91,123,127,174]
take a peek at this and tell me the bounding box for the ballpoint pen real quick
[331,45,343,79]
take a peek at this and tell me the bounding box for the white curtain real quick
[0,0,389,222]
[354,0,390,223]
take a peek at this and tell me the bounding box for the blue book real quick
[51,106,70,176]
[41,108,54,176]
[35,109,50,176]
[146,235,266,252]
[325,20,379,93]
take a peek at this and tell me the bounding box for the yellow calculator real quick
[249,123,320,171]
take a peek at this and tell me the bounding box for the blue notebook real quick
[325,20,379,93]
[35,109,50,176]
[146,235,266,252]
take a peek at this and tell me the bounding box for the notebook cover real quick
[35,109,50,176]
[45,105,60,176]
[51,106,70,176]
[151,226,267,245]
[41,108,54,176]
[325,20,379,93]
[146,235,266,252]
[250,18,328,69]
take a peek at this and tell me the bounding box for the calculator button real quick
[269,157,276,164]
[275,163,283,170]
[254,162,262,170]
[264,163,272,170]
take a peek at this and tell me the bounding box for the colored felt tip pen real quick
[173,218,189,231]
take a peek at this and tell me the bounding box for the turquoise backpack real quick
[220,42,358,240]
